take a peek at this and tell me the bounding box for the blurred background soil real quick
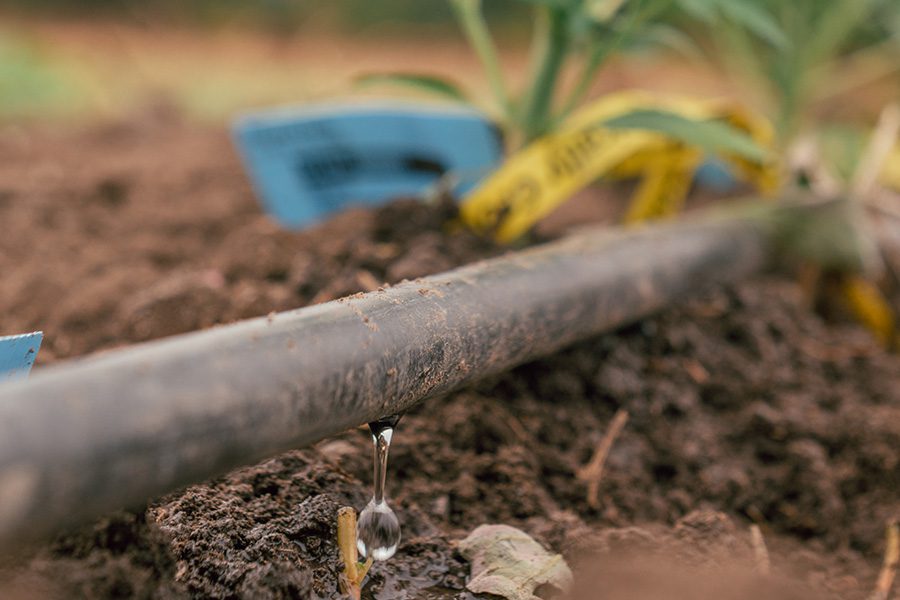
[0,116,897,599]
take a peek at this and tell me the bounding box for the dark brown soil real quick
[0,115,898,599]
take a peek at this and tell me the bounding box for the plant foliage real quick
[362,0,789,148]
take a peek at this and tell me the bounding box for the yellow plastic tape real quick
[461,91,776,241]
[623,148,702,223]
[459,125,657,241]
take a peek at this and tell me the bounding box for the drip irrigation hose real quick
[0,204,817,550]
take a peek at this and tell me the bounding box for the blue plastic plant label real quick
[232,102,504,229]
[0,331,42,382]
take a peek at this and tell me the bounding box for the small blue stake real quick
[232,102,503,229]
[0,331,43,382]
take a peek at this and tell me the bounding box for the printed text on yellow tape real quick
[460,91,776,241]
[460,125,657,241]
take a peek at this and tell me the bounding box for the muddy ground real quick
[0,113,898,599]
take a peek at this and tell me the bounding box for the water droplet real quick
[356,416,402,561]
[356,498,401,561]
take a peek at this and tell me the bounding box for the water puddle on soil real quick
[356,414,402,561]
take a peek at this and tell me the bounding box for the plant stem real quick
[559,37,616,121]
[337,507,362,599]
[559,0,651,121]
[521,6,570,143]
[449,0,511,121]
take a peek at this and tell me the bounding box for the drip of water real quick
[356,415,402,561]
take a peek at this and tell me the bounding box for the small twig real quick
[576,409,628,509]
[683,359,709,384]
[337,507,373,600]
[749,524,771,576]
[869,520,899,600]
[483,400,533,446]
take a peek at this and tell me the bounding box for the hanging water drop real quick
[356,415,402,561]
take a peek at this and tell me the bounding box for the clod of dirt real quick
[459,524,573,600]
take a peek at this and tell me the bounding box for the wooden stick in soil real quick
[0,199,860,551]
[869,520,899,600]
[576,409,628,509]
[749,524,771,576]
[337,507,372,600]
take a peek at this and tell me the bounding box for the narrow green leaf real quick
[676,0,717,23]
[587,0,629,23]
[801,0,875,68]
[354,73,470,103]
[603,109,769,162]
[449,0,480,13]
[717,0,788,49]
[818,124,866,181]
[511,0,570,7]
[638,24,705,60]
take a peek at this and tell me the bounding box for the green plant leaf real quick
[676,0,717,23]
[818,124,867,181]
[716,0,788,49]
[637,23,705,59]
[354,73,470,103]
[801,0,875,68]
[587,0,629,23]
[511,0,571,7]
[604,109,769,162]
[449,0,480,12]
